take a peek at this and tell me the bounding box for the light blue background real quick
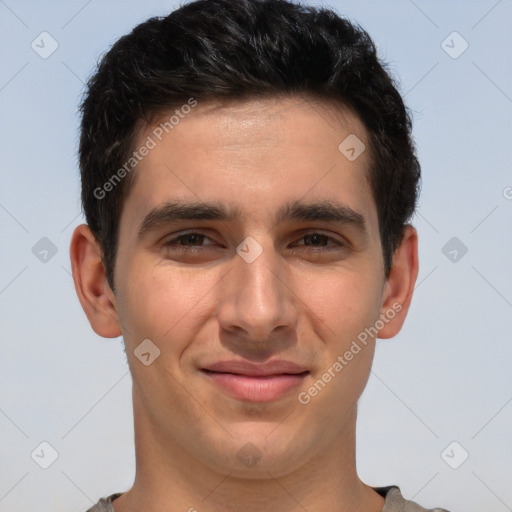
[0,1,511,511]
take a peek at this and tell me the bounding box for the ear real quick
[69,224,122,338]
[377,225,419,339]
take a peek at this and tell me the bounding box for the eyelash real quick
[163,231,345,252]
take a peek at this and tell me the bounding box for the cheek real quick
[117,264,221,350]
[301,269,383,345]
[296,273,382,422]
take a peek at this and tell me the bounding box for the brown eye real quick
[163,231,215,248]
[173,233,206,246]
[161,231,222,263]
[303,233,330,246]
[295,232,344,249]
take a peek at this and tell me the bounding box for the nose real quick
[216,236,299,353]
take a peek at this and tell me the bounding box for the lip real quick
[201,360,309,402]
[203,359,309,376]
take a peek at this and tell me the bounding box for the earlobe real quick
[377,225,419,339]
[69,224,122,338]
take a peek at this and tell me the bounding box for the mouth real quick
[200,367,310,402]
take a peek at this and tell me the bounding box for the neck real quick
[112,392,384,512]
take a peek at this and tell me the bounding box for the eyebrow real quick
[137,199,366,237]
[279,200,365,229]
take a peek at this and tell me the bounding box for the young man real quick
[70,0,450,510]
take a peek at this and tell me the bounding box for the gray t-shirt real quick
[86,486,451,511]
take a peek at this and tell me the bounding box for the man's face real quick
[113,96,389,477]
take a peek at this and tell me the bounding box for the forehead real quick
[150,95,368,155]
[121,95,377,235]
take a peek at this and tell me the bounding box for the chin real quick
[198,425,313,479]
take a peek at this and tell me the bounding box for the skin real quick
[70,95,418,512]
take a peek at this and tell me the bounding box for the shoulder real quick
[85,493,123,512]
[375,486,451,512]
[85,487,451,512]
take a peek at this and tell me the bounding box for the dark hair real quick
[78,0,420,290]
